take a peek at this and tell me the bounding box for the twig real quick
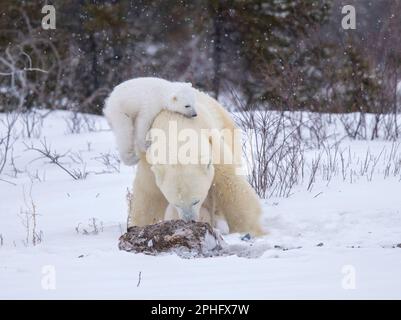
[137,271,142,287]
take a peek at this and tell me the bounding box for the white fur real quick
[103,77,197,165]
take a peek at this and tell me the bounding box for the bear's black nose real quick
[185,105,191,108]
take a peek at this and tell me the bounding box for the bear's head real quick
[151,161,214,222]
[167,82,197,118]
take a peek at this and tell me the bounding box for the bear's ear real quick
[169,90,178,104]
[151,165,165,183]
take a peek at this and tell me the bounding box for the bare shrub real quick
[234,105,305,198]
[231,88,401,199]
[381,114,400,141]
[64,110,99,134]
[93,152,120,174]
[64,111,85,134]
[340,113,367,140]
[8,147,23,178]
[306,152,322,192]
[68,151,89,179]
[0,46,48,175]
[0,46,47,112]
[0,112,19,175]
[75,218,104,235]
[19,109,45,138]
[26,169,46,183]
[19,185,43,246]
[383,142,401,179]
[24,138,88,180]
[312,142,401,185]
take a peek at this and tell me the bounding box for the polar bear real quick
[128,90,264,236]
[103,77,197,166]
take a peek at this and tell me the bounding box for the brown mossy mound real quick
[118,220,227,258]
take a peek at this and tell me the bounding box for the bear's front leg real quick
[213,213,229,235]
[128,158,168,227]
[135,116,152,153]
[164,204,180,221]
[107,111,139,166]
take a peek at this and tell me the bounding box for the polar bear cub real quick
[103,77,197,165]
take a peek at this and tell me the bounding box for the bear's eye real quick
[185,105,191,108]
[192,200,200,206]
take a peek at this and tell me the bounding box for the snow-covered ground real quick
[0,110,400,299]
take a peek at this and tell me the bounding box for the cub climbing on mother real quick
[104,77,264,236]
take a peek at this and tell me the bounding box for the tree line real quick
[0,0,400,117]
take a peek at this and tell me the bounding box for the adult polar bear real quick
[128,89,264,236]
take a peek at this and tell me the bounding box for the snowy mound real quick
[118,220,227,258]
